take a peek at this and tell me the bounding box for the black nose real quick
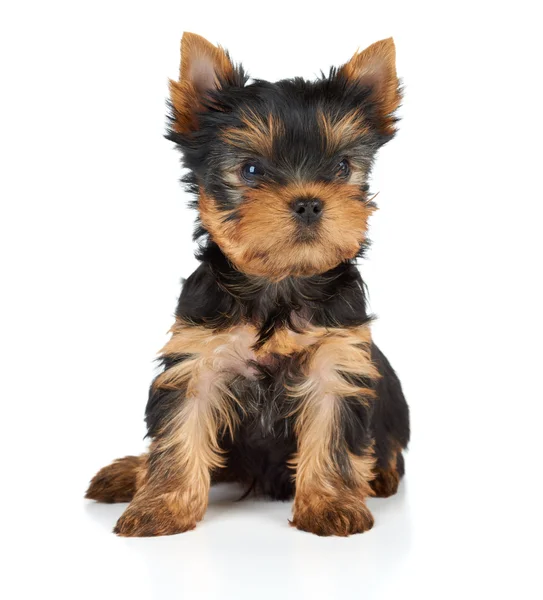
[291,197,323,225]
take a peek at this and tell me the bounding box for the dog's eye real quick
[335,159,351,179]
[241,161,265,184]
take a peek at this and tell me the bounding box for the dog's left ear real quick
[170,32,236,134]
[339,38,401,134]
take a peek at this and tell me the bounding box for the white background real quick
[2,1,542,599]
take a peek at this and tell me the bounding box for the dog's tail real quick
[85,454,148,503]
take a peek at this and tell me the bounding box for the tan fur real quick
[290,476,375,536]
[289,325,380,536]
[93,321,382,537]
[318,111,368,186]
[370,446,402,497]
[223,112,284,158]
[339,38,401,135]
[318,110,369,153]
[170,32,234,134]
[114,323,258,536]
[87,33,404,538]
[199,182,376,280]
[86,455,147,503]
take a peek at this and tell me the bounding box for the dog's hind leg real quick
[370,448,404,498]
[369,343,410,498]
[86,455,148,503]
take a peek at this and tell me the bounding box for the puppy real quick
[86,32,410,537]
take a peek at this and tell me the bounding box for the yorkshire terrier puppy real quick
[86,32,410,537]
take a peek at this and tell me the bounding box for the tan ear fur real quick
[170,32,234,134]
[339,38,401,133]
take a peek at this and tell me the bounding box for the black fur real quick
[146,243,409,499]
[144,49,409,501]
[166,68,396,240]
[176,242,372,343]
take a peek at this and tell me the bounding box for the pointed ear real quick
[338,38,401,134]
[170,32,236,134]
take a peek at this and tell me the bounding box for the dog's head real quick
[168,33,401,280]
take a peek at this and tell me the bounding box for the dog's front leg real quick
[290,327,379,536]
[114,323,249,537]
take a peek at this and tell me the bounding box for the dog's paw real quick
[113,497,197,537]
[291,496,374,537]
[86,456,145,503]
[370,467,400,498]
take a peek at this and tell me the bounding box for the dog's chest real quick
[222,324,319,431]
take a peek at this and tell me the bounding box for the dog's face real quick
[168,33,401,280]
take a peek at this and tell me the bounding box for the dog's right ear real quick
[170,32,239,134]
